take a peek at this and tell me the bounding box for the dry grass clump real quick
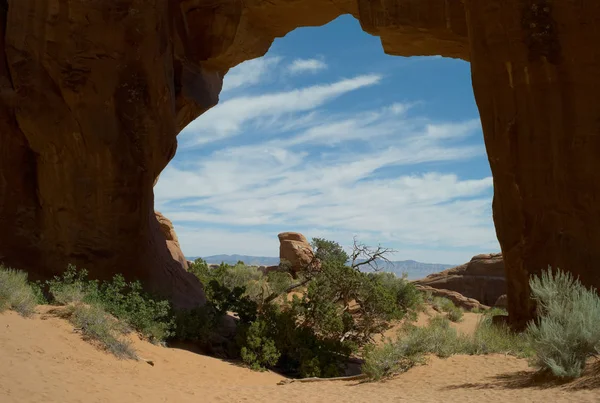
[0,266,38,317]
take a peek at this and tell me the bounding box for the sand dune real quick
[1,307,598,403]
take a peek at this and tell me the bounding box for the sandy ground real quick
[1,306,599,403]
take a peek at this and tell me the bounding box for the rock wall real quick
[1,0,599,326]
[414,253,506,306]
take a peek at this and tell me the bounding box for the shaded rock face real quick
[414,253,506,307]
[0,1,598,327]
[278,232,318,278]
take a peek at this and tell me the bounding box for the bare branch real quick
[350,236,397,272]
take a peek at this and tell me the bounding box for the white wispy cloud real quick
[288,58,328,74]
[179,74,382,147]
[221,56,282,92]
[157,55,497,264]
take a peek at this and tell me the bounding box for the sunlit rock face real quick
[1,0,599,325]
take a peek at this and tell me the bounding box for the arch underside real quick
[1,0,599,328]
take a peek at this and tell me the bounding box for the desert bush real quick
[526,268,600,378]
[46,266,174,343]
[46,265,97,304]
[446,305,464,322]
[0,266,38,317]
[431,296,463,322]
[95,274,174,343]
[362,315,464,380]
[239,319,281,371]
[363,312,534,380]
[362,338,424,380]
[185,238,426,377]
[61,303,137,359]
[431,296,454,313]
[467,314,532,357]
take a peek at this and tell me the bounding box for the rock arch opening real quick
[157,14,496,281]
[0,1,598,329]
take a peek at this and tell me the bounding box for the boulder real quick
[278,232,319,278]
[414,253,505,307]
[2,0,600,327]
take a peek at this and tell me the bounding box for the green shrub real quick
[62,303,137,359]
[362,338,424,380]
[46,266,175,344]
[446,305,464,322]
[0,266,38,317]
[30,280,48,305]
[239,320,281,370]
[46,265,96,305]
[362,315,462,380]
[468,315,532,357]
[526,268,600,378]
[95,274,175,343]
[431,297,455,313]
[430,296,463,322]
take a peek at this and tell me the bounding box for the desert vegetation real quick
[1,244,599,382]
[184,238,424,377]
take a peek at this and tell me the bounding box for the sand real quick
[1,306,598,403]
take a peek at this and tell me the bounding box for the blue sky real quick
[154,15,500,265]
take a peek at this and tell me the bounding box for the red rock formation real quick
[155,211,189,271]
[415,285,489,312]
[1,0,599,327]
[414,253,506,306]
[278,232,318,278]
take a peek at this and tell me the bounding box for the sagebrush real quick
[59,303,137,359]
[0,266,38,317]
[363,313,531,380]
[526,268,600,378]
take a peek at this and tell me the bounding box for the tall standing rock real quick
[278,232,318,278]
[1,0,599,326]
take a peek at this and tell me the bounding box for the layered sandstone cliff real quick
[414,253,506,307]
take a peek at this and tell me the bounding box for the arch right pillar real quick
[466,0,600,328]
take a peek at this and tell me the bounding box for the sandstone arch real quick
[1,0,599,327]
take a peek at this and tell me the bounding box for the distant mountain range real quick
[187,254,455,280]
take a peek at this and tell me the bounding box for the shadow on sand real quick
[441,361,600,391]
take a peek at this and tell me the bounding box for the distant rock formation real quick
[278,232,319,278]
[415,285,489,312]
[413,253,505,307]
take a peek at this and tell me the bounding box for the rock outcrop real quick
[416,285,489,312]
[1,0,599,327]
[278,232,318,278]
[414,253,506,307]
[155,211,189,271]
